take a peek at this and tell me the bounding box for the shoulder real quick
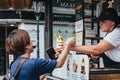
[106,28,120,37]
[114,27,120,31]
[104,28,120,47]
[111,28,120,36]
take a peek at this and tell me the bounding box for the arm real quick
[40,74,47,80]
[55,37,75,68]
[69,38,114,55]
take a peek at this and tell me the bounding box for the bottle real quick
[81,58,86,75]
[73,60,78,73]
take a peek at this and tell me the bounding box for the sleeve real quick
[104,28,120,47]
[34,58,57,76]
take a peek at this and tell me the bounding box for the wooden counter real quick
[46,68,120,80]
[90,68,120,80]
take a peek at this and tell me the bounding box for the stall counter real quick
[90,68,120,80]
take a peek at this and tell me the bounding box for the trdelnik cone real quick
[55,34,64,49]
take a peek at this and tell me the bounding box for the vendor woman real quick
[66,8,120,69]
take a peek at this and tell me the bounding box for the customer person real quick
[5,29,74,80]
[67,8,120,69]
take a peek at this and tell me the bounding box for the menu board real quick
[75,20,84,46]
[52,53,89,80]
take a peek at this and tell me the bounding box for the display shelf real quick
[85,37,103,40]
[84,1,100,41]
[83,1,101,68]
[84,18,93,23]
[90,68,120,74]
[90,68,120,80]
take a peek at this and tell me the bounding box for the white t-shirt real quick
[104,27,120,62]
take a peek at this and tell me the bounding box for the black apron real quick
[101,53,120,69]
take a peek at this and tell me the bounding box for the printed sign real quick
[52,0,75,8]
[52,53,89,80]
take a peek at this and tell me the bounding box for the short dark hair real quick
[5,29,30,56]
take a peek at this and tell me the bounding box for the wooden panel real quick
[0,0,10,9]
[90,74,120,80]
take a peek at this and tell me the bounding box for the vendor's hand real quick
[91,54,100,60]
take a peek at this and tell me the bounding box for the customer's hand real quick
[55,42,65,58]
[54,47,64,58]
[65,37,76,48]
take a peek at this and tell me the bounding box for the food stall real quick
[0,0,120,80]
[46,0,120,80]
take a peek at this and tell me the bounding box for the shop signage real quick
[53,13,75,22]
[0,11,74,22]
[52,0,75,8]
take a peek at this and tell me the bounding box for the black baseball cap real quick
[97,8,118,23]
